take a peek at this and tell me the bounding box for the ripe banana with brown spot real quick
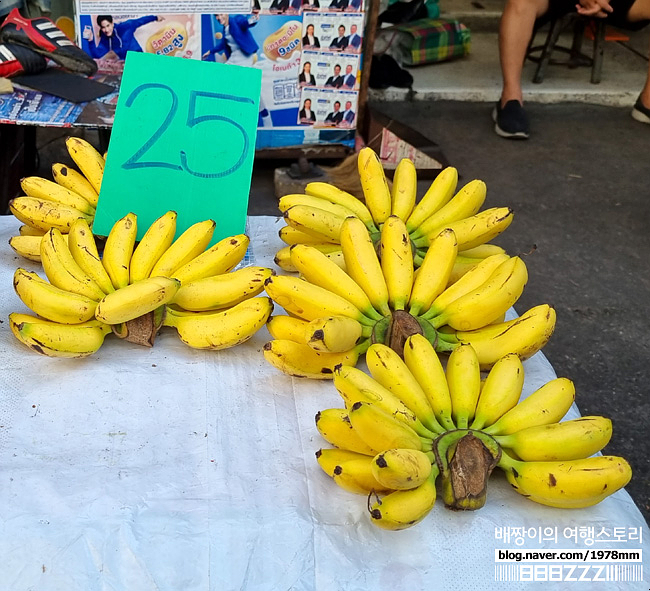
[129,211,178,283]
[371,448,433,490]
[40,228,105,301]
[10,196,93,233]
[150,219,215,279]
[13,268,98,324]
[9,312,111,358]
[21,176,95,216]
[315,409,379,455]
[405,166,458,232]
[358,147,391,225]
[380,215,413,311]
[52,162,99,207]
[164,296,273,350]
[305,181,377,232]
[305,315,366,353]
[263,338,364,379]
[483,377,576,436]
[172,266,272,311]
[65,136,105,194]
[68,218,114,294]
[95,276,181,324]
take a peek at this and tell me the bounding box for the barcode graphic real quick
[494,564,644,582]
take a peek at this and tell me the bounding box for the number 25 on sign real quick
[93,52,262,244]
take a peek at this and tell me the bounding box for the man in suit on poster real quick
[347,23,362,51]
[325,100,343,124]
[328,24,349,51]
[339,100,355,126]
[343,63,356,88]
[325,64,344,88]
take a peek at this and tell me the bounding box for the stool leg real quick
[533,19,565,83]
[569,19,586,68]
[591,21,606,83]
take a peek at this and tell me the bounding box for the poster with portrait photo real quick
[301,0,364,13]
[299,86,357,128]
[301,50,359,89]
[309,12,364,53]
[257,0,302,15]
[78,13,202,74]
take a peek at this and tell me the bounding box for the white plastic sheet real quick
[0,215,647,590]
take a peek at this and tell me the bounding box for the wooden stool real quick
[527,13,607,84]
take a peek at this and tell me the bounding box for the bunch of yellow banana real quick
[274,148,513,280]
[313,340,631,530]
[8,137,103,263]
[9,211,273,357]
[263,212,554,378]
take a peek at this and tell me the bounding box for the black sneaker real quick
[631,94,650,125]
[492,100,530,139]
[0,8,97,76]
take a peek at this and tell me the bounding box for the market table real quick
[0,214,648,590]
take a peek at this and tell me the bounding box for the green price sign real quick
[93,51,262,243]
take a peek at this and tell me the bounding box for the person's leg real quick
[499,0,551,106]
[625,0,650,112]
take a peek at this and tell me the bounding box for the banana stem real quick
[497,449,520,471]
[360,324,374,339]
[413,253,424,267]
[412,234,429,249]
[433,338,457,353]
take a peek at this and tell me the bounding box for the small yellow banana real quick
[368,466,438,530]
[332,456,391,495]
[495,416,612,462]
[289,244,383,321]
[40,228,105,301]
[305,316,365,353]
[499,452,631,509]
[172,266,272,311]
[266,315,310,344]
[411,179,487,240]
[332,365,434,437]
[371,448,433,490]
[437,207,514,251]
[446,304,557,370]
[129,211,178,283]
[406,167,458,232]
[278,194,357,219]
[366,343,444,435]
[9,312,111,358]
[149,219,215,278]
[264,274,373,324]
[358,147,391,225]
[68,218,115,294]
[422,253,510,320]
[283,204,346,242]
[19,224,46,236]
[431,256,528,331]
[446,343,481,429]
[403,334,456,431]
[172,233,249,285]
[95,276,180,324]
[65,136,105,194]
[263,338,363,379]
[380,215,414,311]
[52,162,99,207]
[21,176,95,216]
[315,409,379,455]
[348,401,425,452]
[316,447,375,477]
[279,225,337,246]
[340,216,390,317]
[390,158,417,221]
[305,181,377,231]
[13,268,98,324]
[9,234,44,262]
[101,212,138,289]
[164,296,273,350]
[408,228,458,316]
[470,353,524,430]
[483,377,576,436]
[10,196,93,233]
